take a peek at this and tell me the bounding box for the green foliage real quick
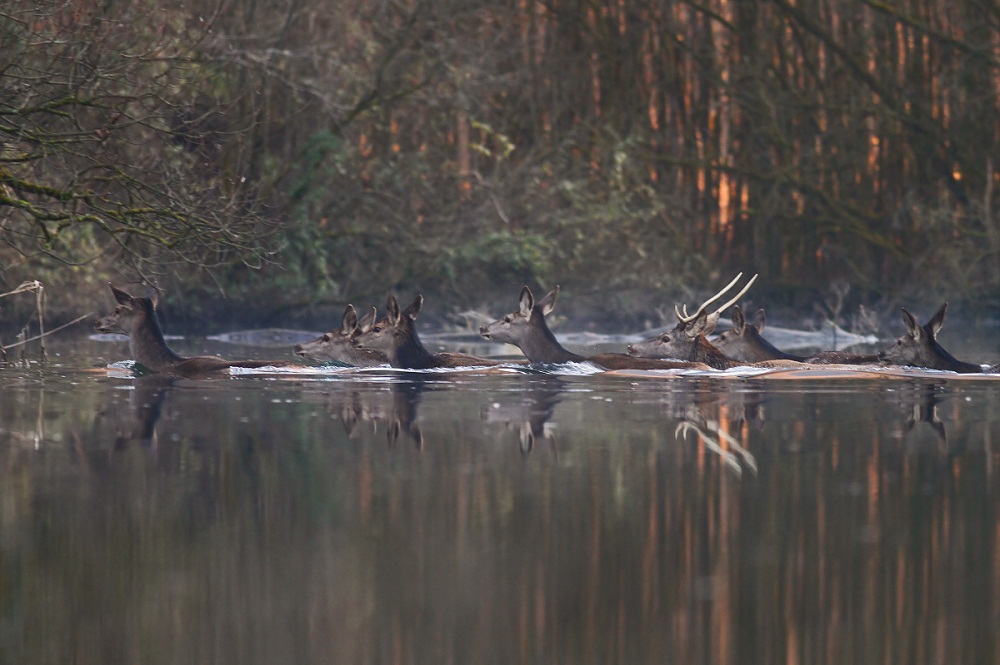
[439,229,553,297]
[4,0,1000,328]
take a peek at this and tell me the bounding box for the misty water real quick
[1,332,999,665]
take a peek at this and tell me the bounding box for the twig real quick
[0,280,49,363]
[36,283,46,362]
[0,280,44,299]
[0,313,92,352]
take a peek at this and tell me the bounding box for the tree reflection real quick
[0,374,997,664]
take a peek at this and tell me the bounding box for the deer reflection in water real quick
[90,375,175,451]
[666,383,762,476]
[481,377,564,456]
[894,381,950,452]
[887,379,977,493]
[676,418,758,477]
[309,379,428,449]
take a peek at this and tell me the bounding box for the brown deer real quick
[479,286,711,371]
[712,305,881,365]
[94,283,299,377]
[626,273,765,369]
[630,279,883,369]
[352,294,511,369]
[878,303,984,373]
[293,304,386,366]
[712,306,809,362]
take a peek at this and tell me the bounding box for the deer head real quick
[94,283,159,337]
[352,294,424,365]
[877,303,981,372]
[294,305,381,364]
[628,273,757,361]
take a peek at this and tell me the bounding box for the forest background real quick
[2,0,999,335]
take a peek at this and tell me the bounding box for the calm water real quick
[1,334,998,665]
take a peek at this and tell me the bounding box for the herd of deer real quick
[94,275,998,378]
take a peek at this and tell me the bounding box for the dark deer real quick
[631,281,881,368]
[479,286,710,371]
[293,304,386,366]
[712,305,881,365]
[94,283,298,377]
[352,294,510,369]
[626,273,765,369]
[878,303,983,373]
[712,305,809,362]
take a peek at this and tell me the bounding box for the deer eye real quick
[321,334,331,342]
[373,326,382,333]
[660,334,670,342]
[504,316,512,324]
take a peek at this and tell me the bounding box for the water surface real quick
[1,335,998,665]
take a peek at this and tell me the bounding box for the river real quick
[0,332,997,664]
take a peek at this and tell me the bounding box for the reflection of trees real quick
[0,378,997,663]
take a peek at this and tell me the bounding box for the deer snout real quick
[479,325,491,339]
[626,344,637,356]
[293,344,306,356]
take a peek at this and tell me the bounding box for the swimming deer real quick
[626,273,767,369]
[293,304,386,366]
[712,305,881,365]
[352,294,510,369]
[94,283,298,377]
[877,303,984,373]
[629,279,882,369]
[479,286,711,371]
[711,305,809,363]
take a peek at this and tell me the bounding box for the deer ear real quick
[341,305,358,335]
[401,295,423,320]
[109,282,135,306]
[537,285,560,316]
[518,286,535,320]
[731,305,746,333]
[357,307,377,333]
[752,309,766,333]
[901,307,921,339]
[688,310,716,337]
[927,303,947,337]
[386,296,400,325]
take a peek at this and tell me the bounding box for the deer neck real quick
[745,330,806,361]
[389,324,436,369]
[519,318,584,364]
[928,341,982,373]
[128,311,185,373]
[693,336,740,370]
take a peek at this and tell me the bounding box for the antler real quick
[675,272,758,324]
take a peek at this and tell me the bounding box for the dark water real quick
[1,335,999,665]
